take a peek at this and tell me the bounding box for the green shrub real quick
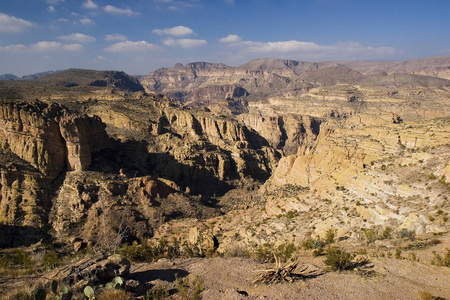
[312,247,324,257]
[175,274,204,300]
[324,248,353,271]
[395,248,402,259]
[363,227,378,244]
[42,251,60,270]
[417,290,434,300]
[431,249,450,267]
[302,238,324,250]
[325,229,336,244]
[144,286,170,300]
[399,229,415,240]
[380,227,392,239]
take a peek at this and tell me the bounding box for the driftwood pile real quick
[253,255,323,285]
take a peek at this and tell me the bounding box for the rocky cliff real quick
[0,76,281,244]
[0,99,109,229]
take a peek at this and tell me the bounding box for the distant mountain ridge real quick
[140,56,450,106]
[0,70,63,81]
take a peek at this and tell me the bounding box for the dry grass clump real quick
[97,289,134,300]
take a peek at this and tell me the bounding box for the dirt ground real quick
[130,254,450,300]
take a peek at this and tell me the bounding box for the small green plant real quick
[84,285,95,300]
[175,274,205,300]
[363,227,378,244]
[302,238,324,250]
[43,251,60,270]
[380,227,392,239]
[312,247,324,257]
[144,286,170,300]
[417,290,435,300]
[51,280,69,300]
[325,229,336,244]
[395,248,402,259]
[324,247,353,271]
[105,276,123,290]
[399,228,415,240]
[431,249,450,267]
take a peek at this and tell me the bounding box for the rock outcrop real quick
[0,99,109,228]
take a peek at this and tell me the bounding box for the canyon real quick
[0,57,449,299]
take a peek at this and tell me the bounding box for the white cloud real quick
[59,33,96,42]
[83,0,98,9]
[79,17,95,25]
[48,5,56,12]
[58,18,69,22]
[0,44,26,52]
[104,5,139,16]
[153,26,194,36]
[163,38,207,48]
[245,40,323,53]
[104,40,158,52]
[219,34,241,43]
[105,33,128,42]
[223,38,396,60]
[31,41,83,52]
[0,12,34,33]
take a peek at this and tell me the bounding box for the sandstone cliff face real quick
[0,162,48,228]
[0,99,109,228]
[0,100,66,181]
[238,113,321,155]
[87,98,280,193]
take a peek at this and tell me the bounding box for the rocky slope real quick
[0,58,449,299]
[0,69,281,247]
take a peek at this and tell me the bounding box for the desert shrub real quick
[399,229,415,240]
[325,229,336,244]
[119,237,190,262]
[380,227,392,239]
[417,290,434,300]
[13,249,32,267]
[97,289,134,300]
[431,249,450,267]
[252,243,275,263]
[324,247,353,271]
[223,245,250,258]
[395,248,402,259]
[144,286,170,300]
[276,242,296,262]
[119,241,154,262]
[302,238,324,250]
[251,242,297,263]
[363,227,378,244]
[175,274,205,300]
[312,247,325,257]
[42,250,60,270]
[3,285,47,300]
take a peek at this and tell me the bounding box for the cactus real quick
[105,276,124,290]
[84,285,95,300]
[51,280,68,300]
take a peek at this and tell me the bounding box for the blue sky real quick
[1,0,449,76]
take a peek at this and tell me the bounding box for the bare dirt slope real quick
[130,255,450,300]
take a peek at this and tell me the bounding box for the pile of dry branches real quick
[253,254,323,285]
